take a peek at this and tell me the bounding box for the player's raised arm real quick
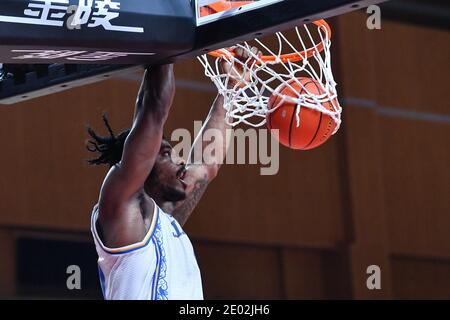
[171,48,261,226]
[169,95,229,227]
[97,65,175,226]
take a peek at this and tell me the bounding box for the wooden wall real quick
[336,12,450,299]
[0,10,448,299]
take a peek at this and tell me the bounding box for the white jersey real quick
[90,200,203,300]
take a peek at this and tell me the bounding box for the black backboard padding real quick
[0,0,389,104]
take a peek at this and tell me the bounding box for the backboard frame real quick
[191,0,389,59]
[195,0,284,26]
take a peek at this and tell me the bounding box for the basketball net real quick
[197,20,342,133]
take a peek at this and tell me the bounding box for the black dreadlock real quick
[86,114,130,168]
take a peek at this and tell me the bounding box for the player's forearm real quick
[119,65,174,180]
[203,94,228,131]
[133,65,175,122]
[189,94,231,175]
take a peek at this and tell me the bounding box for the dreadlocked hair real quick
[86,114,130,167]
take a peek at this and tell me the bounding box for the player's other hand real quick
[219,46,262,89]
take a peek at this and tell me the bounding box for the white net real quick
[198,20,342,132]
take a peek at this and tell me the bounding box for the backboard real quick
[0,0,389,104]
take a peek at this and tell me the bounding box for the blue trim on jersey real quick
[150,269,155,299]
[150,237,159,300]
[149,210,168,300]
[98,264,106,299]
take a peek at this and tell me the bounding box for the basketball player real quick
[86,48,261,300]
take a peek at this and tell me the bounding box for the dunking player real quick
[86,48,260,300]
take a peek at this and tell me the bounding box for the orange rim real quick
[208,20,332,64]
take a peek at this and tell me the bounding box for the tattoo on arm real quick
[172,177,209,226]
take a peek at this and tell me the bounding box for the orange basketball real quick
[266,77,339,150]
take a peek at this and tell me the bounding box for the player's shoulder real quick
[91,199,160,256]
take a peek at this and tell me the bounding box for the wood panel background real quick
[0,10,449,299]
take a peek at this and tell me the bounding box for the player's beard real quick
[161,183,186,202]
[145,165,187,203]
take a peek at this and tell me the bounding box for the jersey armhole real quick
[90,199,159,255]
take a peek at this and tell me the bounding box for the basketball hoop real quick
[197,19,342,132]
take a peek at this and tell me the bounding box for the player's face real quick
[145,139,187,202]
